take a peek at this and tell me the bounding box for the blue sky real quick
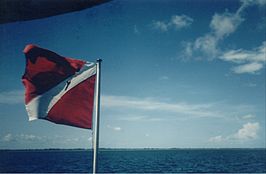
[0,0,265,149]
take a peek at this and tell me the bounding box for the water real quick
[0,149,265,173]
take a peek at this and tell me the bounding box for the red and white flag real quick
[22,44,96,129]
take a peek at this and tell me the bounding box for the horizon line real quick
[1,147,265,151]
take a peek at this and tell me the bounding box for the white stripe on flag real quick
[26,62,96,121]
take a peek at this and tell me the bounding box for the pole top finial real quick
[97,59,102,63]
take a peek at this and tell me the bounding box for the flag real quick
[22,44,96,129]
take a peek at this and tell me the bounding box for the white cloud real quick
[221,41,266,63]
[134,25,140,34]
[256,0,266,6]
[209,122,260,143]
[0,133,93,147]
[237,0,266,14]
[222,50,254,63]
[220,41,266,74]
[102,95,220,119]
[241,114,256,119]
[209,135,223,143]
[19,134,41,141]
[153,21,168,32]
[152,14,193,32]
[103,95,257,122]
[148,118,164,121]
[184,42,193,58]
[193,34,219,58]
[159,76,169,80]
[232,62,264,74]
[245,83,257,87]
[171,15,193,29]
[118,115,165,122]
[0,90,24,104]
[233,122,259,140]
[2,133,13,142]
[183,1,266,74]
[114,127,122,131]
[1,133,42,142]
[183,11,242,59]
[118,116,146,121]
[210,12,243,39]
[107,125,122,131]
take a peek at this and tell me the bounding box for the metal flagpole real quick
[93,59,102,174]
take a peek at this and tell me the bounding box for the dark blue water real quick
[0,149,265,173]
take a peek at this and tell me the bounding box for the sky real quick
[0,0,265,149]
